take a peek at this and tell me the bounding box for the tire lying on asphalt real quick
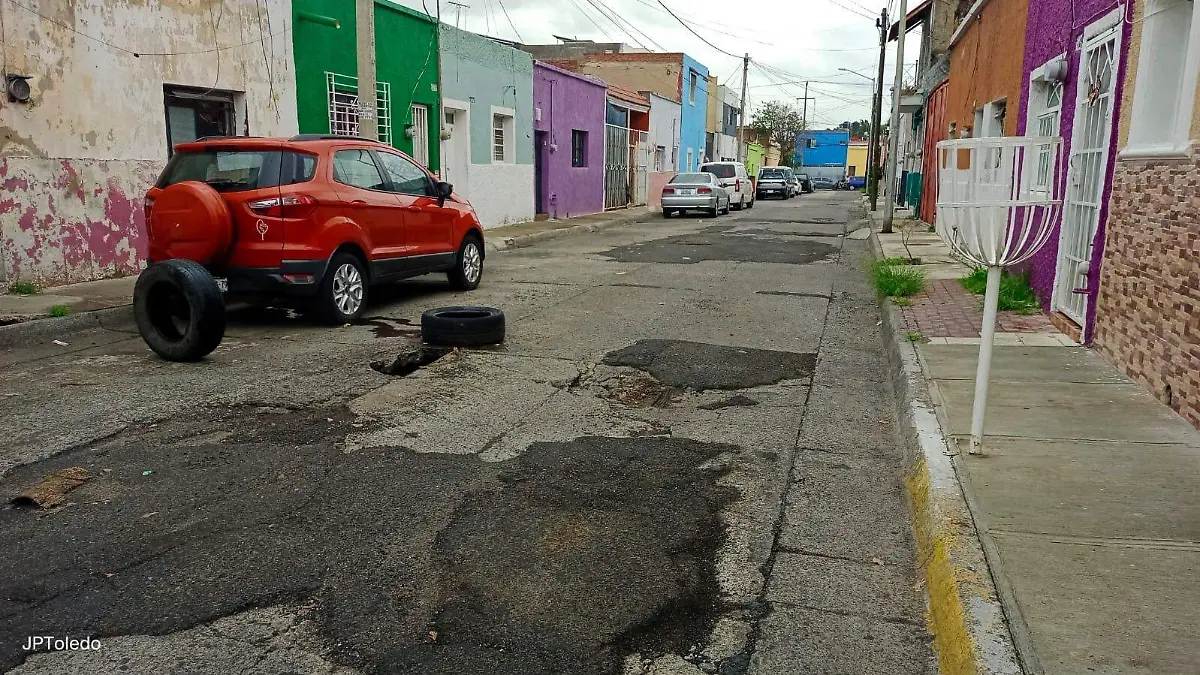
[421,306,505,347]
[133,259,226,362]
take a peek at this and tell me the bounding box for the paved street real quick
[0,192,933,674]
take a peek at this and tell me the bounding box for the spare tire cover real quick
[149,181,234,264]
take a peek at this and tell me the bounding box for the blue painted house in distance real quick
[679,54,709,172]
[795,129,850,182]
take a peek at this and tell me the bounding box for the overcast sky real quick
[390,0,923,130]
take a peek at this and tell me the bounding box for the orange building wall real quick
[944,0,1030,136]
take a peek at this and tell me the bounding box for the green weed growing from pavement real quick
[891,296,913,307]
[906,331,924,342]
[871,258,925,298]
[8,281,41,295]
[49,305,71,318]
[960,268,1041,313]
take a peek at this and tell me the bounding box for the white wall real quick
[0,0,297,284]
[648,94,682,172]
[467,163,536,228]
[714,134,738,162]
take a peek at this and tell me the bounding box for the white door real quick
[410,103,430,168]
[1055,14,1122,325]
[441,106,469,194]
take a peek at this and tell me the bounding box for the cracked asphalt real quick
[0,192,933,674]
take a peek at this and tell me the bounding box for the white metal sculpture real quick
[935,136,1063,454]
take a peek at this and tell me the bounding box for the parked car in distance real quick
[699,161,754,210]
[757,167,792,199]
[661,172,731,218]
[145,134,486,325]
[796,173,814,193]
[811,176,837,190]
[847,175,867,190]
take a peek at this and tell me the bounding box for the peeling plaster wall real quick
[0,0,297,286]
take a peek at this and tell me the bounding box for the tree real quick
[840,119,874,139]
[749,101,805,165]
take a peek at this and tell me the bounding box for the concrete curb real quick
[868,227,1023,675]
[0,304,135,350]
[486,209,650,253]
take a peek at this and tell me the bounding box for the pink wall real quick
[648,172,673,208]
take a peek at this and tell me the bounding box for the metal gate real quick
[633,131,650,206]
[410,103,429,168]
[605,124,630,209]
[1055,15,1121,325]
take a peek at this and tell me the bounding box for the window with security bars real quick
[325,72,392,146]
[493,114,507,162]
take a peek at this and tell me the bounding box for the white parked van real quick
[699,161,755,210]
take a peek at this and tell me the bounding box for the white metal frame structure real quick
[326,72,392,146]
[409,103,429,167]
[936,136,1063,454]
[1025,55,1066,198]
[1053,9,1123,327]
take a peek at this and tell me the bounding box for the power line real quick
[565,0,615,40]
[655,0,741,58]
[824,0,876,20]
[589,0,665,51]
[495,0,524,42]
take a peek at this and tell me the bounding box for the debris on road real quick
[52,340,69,346]
[11,467,91,509]
[370,347,452,376]
[142,470,153,476]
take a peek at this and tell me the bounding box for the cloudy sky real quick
[390,0,923,130]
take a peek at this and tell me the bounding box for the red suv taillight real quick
[143,196,155,223]
[249,195,318,219]
[735,179,741,191]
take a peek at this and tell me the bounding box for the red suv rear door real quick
[329,147,406,263]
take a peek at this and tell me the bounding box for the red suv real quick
[144,135,486,323]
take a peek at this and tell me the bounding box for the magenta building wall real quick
[533,62,606,219]
[1015,0,1132,341]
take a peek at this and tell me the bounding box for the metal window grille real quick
[571,130,587,167]
[493,115,506,162]
[325,72,392,145]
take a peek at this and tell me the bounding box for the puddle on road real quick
[362,316,421,339]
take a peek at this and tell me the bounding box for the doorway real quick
[1054,12,1122,327]
[441,100,470,197]
[534,130,547,215]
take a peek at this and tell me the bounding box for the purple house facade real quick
[533,62,606,220]
[1016,0,1132,342]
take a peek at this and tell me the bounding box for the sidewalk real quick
[870,205,1200,674]
[0,207,653,328]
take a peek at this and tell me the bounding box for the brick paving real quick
[897,279,1056,338]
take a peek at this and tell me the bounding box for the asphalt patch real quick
[603,340,817,391]
[755,290,832,299]
[600,227,837,265]
[698,395,760,410]
[371,347,452,376]
[380,436,736,674]
[0,412,738,675]
[733,229,843,239]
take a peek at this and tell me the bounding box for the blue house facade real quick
[679,54,710,172]
[795,129,850,181]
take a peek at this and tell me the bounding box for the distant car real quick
[699,161,754,210]
[756,167,792,199]
[796,173,814,193]
[847,175,867,189]
[811,176,837,190]
[661,172,731,218]
[787,176,802,196]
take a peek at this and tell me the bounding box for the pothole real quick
[603,340,817,391]
[371,347,452,376]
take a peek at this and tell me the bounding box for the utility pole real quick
[737,53,750,163]
[868,7,887,212]
[882,0,908,234]
[447,0,468,27]
[355,0,378,140]
[801,81,809,130]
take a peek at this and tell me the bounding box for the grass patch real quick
[871,258,925,298]
[960,268,1041,312]
[49,304,71,318]
[891,296,913,307]
[906,331,924,342]
[8,281,41,295]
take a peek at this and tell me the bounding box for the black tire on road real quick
[421,306,505,347]
[732,197,743,211]
[663,208,674,218]
[708,205,719,218]
[315,252,369,325]
[448,234,485,291]
[133,259,226,362]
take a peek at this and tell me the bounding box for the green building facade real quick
[292,0,441,171]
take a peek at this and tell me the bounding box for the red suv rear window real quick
[156,150,316,192]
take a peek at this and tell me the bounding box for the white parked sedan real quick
[661,172,731,218]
